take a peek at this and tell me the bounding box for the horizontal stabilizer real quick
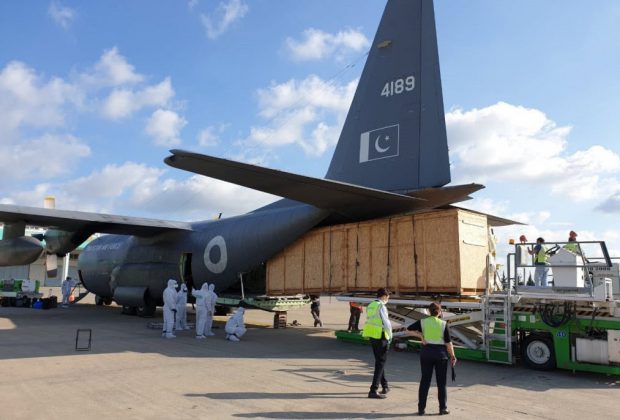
[406,184,485,207]
[165,150,427,215]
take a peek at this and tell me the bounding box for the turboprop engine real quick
[0,236,43,266]
[0,221,90,274]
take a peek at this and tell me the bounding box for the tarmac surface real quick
[0,292,618,420]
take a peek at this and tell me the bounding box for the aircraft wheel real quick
[523,334,555,371]
[103,297,113,306]
[121,305,137,316]
[95,295,104,306]
[137,303,156,318]
[214,305,230,316]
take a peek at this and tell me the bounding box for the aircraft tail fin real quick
[326,0,450,193]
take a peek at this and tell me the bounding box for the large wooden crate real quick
[266,208,490,296]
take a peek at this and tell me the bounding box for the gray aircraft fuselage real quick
[78,203,327,306]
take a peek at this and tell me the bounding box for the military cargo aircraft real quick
[0,0,482,316]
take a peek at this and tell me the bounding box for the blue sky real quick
[1,0,619,263]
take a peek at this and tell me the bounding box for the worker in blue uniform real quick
[407,302,457,415]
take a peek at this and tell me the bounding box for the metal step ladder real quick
[482,292,513,364]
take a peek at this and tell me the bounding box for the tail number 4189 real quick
[381,75,415,98]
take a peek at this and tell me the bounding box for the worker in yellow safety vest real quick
[563,230,582,255]
[528,237,550,287]
[406,302,456,416]
[362,288,392,399]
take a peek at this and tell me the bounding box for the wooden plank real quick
[356,223,372,291]
[457,210,489,292]
[370,219,389,290]
[345,224,360,291]
[326,226,345,292]
[284,239,304,294]
[266,254,285,294]
[304,230,324,291]
[393,215,416,293]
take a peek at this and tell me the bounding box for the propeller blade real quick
[46,253,58,278]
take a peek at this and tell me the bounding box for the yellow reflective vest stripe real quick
[362,300,387,339]
[421,316,446,345]
[535,245,548,264]
[564,242,578,253]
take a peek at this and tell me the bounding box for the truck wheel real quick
[95,295,104,306]
[103,297,113,305]
[523,334,555,371]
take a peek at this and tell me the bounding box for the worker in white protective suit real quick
[204,283,218,336]
[225,307,246,342]
[61,276,75,307]
[162,279,178,338]
[175,283,190,330]
[192,283,210,339]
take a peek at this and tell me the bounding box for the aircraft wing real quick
[165,149,428,215]
[0,204,194,236]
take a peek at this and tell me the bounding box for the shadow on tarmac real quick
[187,391,368,399]
[1,303,618,393]
[232,411,418,419]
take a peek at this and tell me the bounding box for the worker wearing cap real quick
[528,237,549,287]
[563,231,581,255]
[362,288,392,399]
[407,302,456,416]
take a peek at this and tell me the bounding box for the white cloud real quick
[5,163,162,214]
[447,102,571,182]
[446,102,620,204]
[48,1,76,29]
[188,0,199,10]
[247,75,356,156]
[0,62,90,184]
[145,109,187,147]
[200,0,249,40]
[101,78,174,119]
[64,163,164,203]
[285,28,370,61]
[82,47,145,88]
[0,61,82,132]
[197,126,221,147]
[128,175,277,219]
[596,192,620,213]
[0,134,90,186]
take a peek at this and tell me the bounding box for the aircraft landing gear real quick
[96,295,114,306]
[214,305,230,316]
[136,303,156,318]
[121,305,137,315]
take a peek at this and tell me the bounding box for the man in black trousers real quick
[362,288,393,399]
